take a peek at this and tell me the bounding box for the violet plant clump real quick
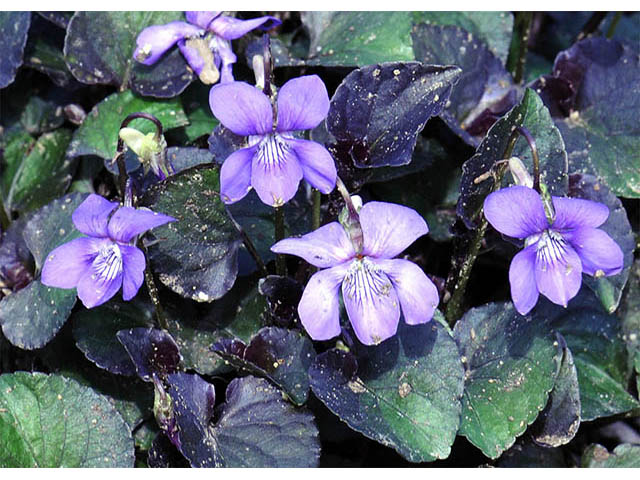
[209,75,337,207]
[272,200,439,345]
[484,185,624,315]
[133,11,281,84]
[41,194,175,308]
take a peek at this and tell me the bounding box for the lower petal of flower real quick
[76,242,124,308]
[342,257,400,346]
[251,134,303,207]
[563,227,624,277]
[298,264,349,341]
[534,231,583,308]
[508,244,539,315]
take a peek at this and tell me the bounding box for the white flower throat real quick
[250,133,291,168]
[527,229,568,271]
[92,243,123,282]
[343,257,393,305]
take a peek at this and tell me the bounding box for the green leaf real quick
[0,12,30,88]
[582,444,640,468]
[568,174,635,313]
[309,320,465,463]
[141,164,241,302]
[620,260,640,378]
[411,11,513,64]
[1,128,35,203]
[4,129,75,214]
[453,302,561,459]
[23,36,74,87]
[64,12,193,96]
[458,88,568,227]
[19,96,65,135]
[66,90,188,161]
[0,372,134,467]
[306,12,414,66]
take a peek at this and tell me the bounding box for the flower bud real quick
[119,127,172,179]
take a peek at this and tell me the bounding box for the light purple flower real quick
[41,194,175,309]
[484,185,624,315]
[271,202,439,345]
[133,11,280,84]
[209,75,337,207]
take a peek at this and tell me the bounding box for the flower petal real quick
[250,142,303,207]
[177,39,206,76]
[133,21,204,65]
[298,264,349,341]
[220,146,256,204]
[373,258,438,325]
[271,222,355,268]
[508,244,539,315]
[120,245,146,301]
[41,237,104,289]
[107,207,175,243]
[483,186,548,239]
[289,139,336,194]
[209,15,281,40]
[535,243,583,308]
[211,37,236,83]
[564,227,624,276]
[76,246,124,309]
[209,81,273,136]
[72,194,118,238]
[552,196,609,231]
[184,11,222,29]
[342,259,401,346]
[360,201,428,259]
[276,75,330,132]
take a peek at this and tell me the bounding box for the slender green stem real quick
[606,12,623,38]
[274,206,287,276]
[444,131,520,326]
[0,196,10,231]
[240,226,268,276]
[312,189,321,231]
[143,258,169,331]
[506,12,533,84]
[576,12,608,42]
[515,126,540,192]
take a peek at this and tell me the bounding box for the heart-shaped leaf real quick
[309,319,464,463]
[141,164,241,302]
[582,444,640,468]
[0,12,30,88]
[453,302,561,459]
[117,328,182,382]
[327,62,461,168]
[0,372,134,467]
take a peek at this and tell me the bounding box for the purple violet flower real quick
[133,11,280,84]
[209,75,337,207]
[41,194,175,308]
[271,201,439,346]
[484,185,624,315]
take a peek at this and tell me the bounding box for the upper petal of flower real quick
[552,196,609,231]
[120,245,146,301]
[209,81,273,136]
[563,227,624,276]
[289,139,336,194]
[133,21,204,65]
[76,242,124,308]
[41,237,105,289]
[373,258,439,325]
[298,264,349,341]
[508,244,539,315]
[535,241,583,308]
[276,75,330,133]
[107,207,176,244]
[483,186,548,239]
[72,194,119,238]
[220,146,257,204]
[342,258,400,345]
[360,201,428,259]
[250,137,303,206]
[271,222,355,268]
[184,11,222,29]
[210,37,236,83]
[209,14,281,40]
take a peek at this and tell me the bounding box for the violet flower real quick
[209,75,337,207]
[271,201,439,346]
[133,11,280,84]
[41,194,175,308]
[484,185,624,315]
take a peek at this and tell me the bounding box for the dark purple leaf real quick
[117,328,182,382]
[258,275,304,328]
[0,12,31,88]
[326,62,461,168]
[147,433,189,468]
[207,125,246,163]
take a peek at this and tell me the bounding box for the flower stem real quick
[232,218,268,277]
[606,12,623,38]
[576,12,608,42]
[515,126,540,192]
[143,258,169,331]
[506,12,533,84]
[444,131,519,326]
[274,206,287,276]
[0,196,10,232]
[312,189,321,231]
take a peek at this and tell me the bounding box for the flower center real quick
[249,134,290,169]
[531,229,568,270]
[343,257,393,305]
[92,243,123,282]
